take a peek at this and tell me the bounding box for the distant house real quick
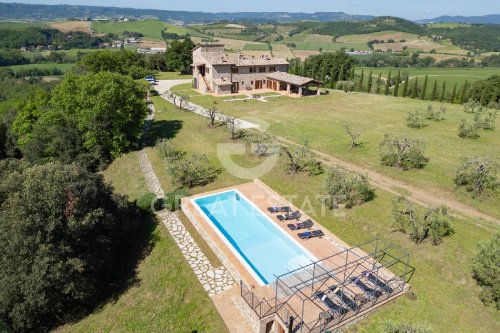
[191,43,322,96]
[137,47,166,54]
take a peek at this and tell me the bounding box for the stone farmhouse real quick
[191,43,322,96]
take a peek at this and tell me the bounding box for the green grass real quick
[427,23,472,29]
[7,63,75,73]
[155,72,192,80]
[143,96,499,332]
[359,67,500,89]
[91,20,165,40]
[0,21,49,30]
[57,132,228,333]
[181,86,500,219]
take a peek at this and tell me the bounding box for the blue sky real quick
[2,1,498,20]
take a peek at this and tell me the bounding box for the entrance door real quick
[255,80,262,89]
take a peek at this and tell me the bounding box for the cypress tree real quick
[367,70,373,93]
[384,70,392,95]
[459,80,468,104]
[431,79,438,101]
[450,83,457,104]
[302,60,307,77]
[439,81,446,102]
[421,75,428,100]
[350,66,355,80]
[411,78,419,99]
[479,87,487,106]
[338,65,345,82]
[320,62,327,82]
[358,68,364,92]
[293,58,300,75]
[376,73,382,94]
[328,70,335,89]
[402,73,409,97]
[393,70,401,97]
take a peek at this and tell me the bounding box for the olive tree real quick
[391,196,454,245]
[406,111,425,128]
[204,107,218,128]
[178,94,190,110]
[167,153,220,188]
[379,135,429,170]
[155,138,184,162]
[474,109,497,131]
[280,141,322,175]
[243,131,275,157]
[322,166,375,209]
[224,116,241,140]
[454,157,498,196]
[458,119,480,139]
[344,124,362,149]
[426,104,446,121]
[471,233,500,309]
[336,80,355,93]
[463,99,482,113]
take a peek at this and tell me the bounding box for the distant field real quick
[90,20,189,40]
[49,21,90,33]
[358,67,500,87]
[305,34,333,43]
[0,21,48,30]
[337,31,419,44]
[243,43,270,51]
[291,41,370,52]
[7,63,75,73]
[427,23,472,28]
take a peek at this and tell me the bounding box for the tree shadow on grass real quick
[145,119,183,148]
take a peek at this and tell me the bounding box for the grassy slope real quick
[145,96,499,332]
[57,124,227,333]
[358,67,500,87]
[181,86,500,219]
[91,20,166,40]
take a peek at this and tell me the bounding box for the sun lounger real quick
[298,230,324,240]
[316,291,348,316]
[267,206,292,213]
[287,219,313,230]
[277,210,301,221]
[329,286,359,311]
[362,271,393,294]
[350,276,382,298]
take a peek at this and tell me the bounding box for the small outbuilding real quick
[266,72,323,96]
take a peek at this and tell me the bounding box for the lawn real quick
[56,135,228,333]
[358,67,500,87]
[155,72,192,80]
[181,86,500,219]
[142,96,499,332]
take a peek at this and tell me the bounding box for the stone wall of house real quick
[232,64,288,90]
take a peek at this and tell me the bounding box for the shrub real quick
[406,111,425,128]
[391,196,454,245]
[454,157,498,196]
[471,233,500,309]
[136,192,163,212]
[163,188,190,211]
[458,119,479,139]
[167,153,220,188]
[336,80,355,93]
[322,166,375,208]
[379,135,428,170]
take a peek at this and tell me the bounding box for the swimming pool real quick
[192,189,317,285]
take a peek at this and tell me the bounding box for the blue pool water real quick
[193,190,316,285]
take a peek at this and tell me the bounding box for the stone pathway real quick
[136,100,236,296]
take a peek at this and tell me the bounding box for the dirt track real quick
[274,136,499,225]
